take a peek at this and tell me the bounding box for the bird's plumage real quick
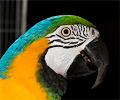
[0,15,108,100]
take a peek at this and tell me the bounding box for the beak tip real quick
[91,81,101,89]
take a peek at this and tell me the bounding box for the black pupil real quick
[64,29,69,34]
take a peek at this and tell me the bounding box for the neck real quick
[36,52,68,100]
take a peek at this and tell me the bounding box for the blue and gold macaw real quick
[0,15,109,100]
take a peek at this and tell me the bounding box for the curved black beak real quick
[84,38,109,88]
[67,38,109,89]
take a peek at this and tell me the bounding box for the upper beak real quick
[67,37,109,89]
[84,38,109,88]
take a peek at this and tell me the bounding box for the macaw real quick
[0,15,109,100]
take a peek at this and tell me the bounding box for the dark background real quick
[0,0,119,100]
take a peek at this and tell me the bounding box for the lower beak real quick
[84,38,109,88]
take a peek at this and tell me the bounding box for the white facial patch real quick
[45,47,80,77]
[45,24,99,78]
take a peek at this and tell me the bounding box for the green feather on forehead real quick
[51,15,96,27]
[46,15,96,35]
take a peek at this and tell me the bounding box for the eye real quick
[61,27,71,37]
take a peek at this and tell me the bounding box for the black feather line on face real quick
[56,34,75,40]
[49,39,78,44]
[82,26,86,37]
[79,35,88,39]
[72,31,76,36]
[76,38,84,41]
[46,35,56,38]
[48,41,85,49]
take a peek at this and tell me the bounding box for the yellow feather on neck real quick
[0,37,50,100]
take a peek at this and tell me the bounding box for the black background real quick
[27,1,119,99]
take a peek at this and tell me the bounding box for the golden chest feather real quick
[0,37,50,100]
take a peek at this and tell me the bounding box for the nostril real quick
[92,29,95,35]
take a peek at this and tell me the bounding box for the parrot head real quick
[41,15,109,88]
[0,15,109,100]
